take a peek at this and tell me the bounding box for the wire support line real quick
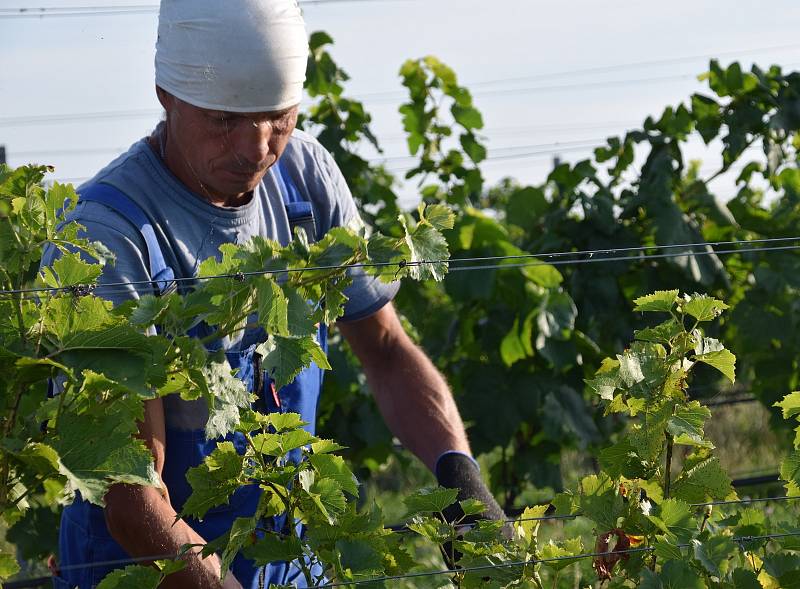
[358,42,800,99]
[2,238,800,300]
[0,0,409,18]
[5,522,800,587]
[0,108,161,128]
[387,494,800,533]
[313,532,800,588]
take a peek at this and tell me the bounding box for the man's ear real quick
[155,85,173,112]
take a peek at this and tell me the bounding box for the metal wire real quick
[313,531,800,588]
[384,495,800,534]
[4,497,798,588]
[2,237,799,300]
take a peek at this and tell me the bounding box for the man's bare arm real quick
[337,303,470,471]
[103,398,242,589]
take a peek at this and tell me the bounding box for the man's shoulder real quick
[283,128,336,174]
[78,138,152,194]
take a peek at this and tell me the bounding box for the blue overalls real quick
[54,162,326,588]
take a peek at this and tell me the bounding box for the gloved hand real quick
[435,451,512,568]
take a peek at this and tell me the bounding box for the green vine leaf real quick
[95,564,163,589]
[257,335,331,390]
[666,401,713,448]
[671,456,732,503]
[182,442,246,519]
[694,348,736,383]
[633,290,679,312]
[680,294,729,321]
[403,487,459,518]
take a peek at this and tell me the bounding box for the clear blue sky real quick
[2,0,799,202]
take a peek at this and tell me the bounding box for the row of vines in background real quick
[301,31,800,508]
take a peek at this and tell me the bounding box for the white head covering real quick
[155,0,308,112]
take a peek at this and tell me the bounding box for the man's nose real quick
[231,120,273,167]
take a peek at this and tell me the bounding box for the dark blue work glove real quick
[435,452,512,567]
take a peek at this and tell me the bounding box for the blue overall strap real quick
[274,160,317,243]
[77,183,177,296]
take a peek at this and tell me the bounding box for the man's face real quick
[157,89,298,204]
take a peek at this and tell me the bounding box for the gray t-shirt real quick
[43,126,396,320]
[41,126,397,429]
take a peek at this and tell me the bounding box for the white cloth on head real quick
[155,0,308,112]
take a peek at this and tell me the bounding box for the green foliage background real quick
[302,34,800,510]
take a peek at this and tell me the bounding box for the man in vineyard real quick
[41,1,506,588]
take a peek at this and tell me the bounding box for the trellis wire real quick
[387,494,800,533]
[1,236,798,300]
[5,500,799,588]
[313,531,800,588]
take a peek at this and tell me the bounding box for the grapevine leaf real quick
[403,487,459,517]
[617,351,645,386]
[203,360,252,440]
[52,405,158,505]
[129,295,171,327]
[520,262,563,288]
[653,537,683,560]
[647,499,695,544]
[577,473,624,531]
[52,252,103,286]
[681,294,729,321]
[515,504,548,546]
[258,335,331,390]
[182,442,245,519]
[692,536,736,577]
[336,538,385,575]
[220,516,257,575]
[671,457,732,503]
[95,564,162,589]
[762,554,800,586]
[775,392,800,420]
[635,319,682,344]
[420,203,456,230]
[257,278,289,336]
[780,450,800,490]
[694,348,736,383]
[731,569,761,589]
[500,317,531,367]
[305,476,346,524]
[279,428,316,454]
[586,371,619,402]
[539,538,583,571]
[666,401,713,448]
[633,290,679,312]
[243,533,303,565]
[599,439,650,479]
[458,498,485,517]
[308,453,358,497]
[451,104,483,131]
[407,515,452,543]
[283,286,317,337]
[264,412,307,433]
[310,439,346,454]
[0,553,20,580]
[640,560,706,589]
[400,215,449,281]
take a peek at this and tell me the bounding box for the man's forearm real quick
[104,484,232,588]
[339,305,471,471]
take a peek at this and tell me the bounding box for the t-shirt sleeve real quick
[305,139,400,322]
[40,201,154,307]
